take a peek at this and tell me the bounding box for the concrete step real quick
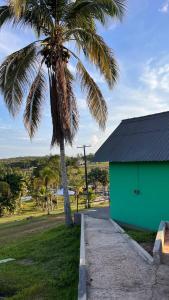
[161,229,169,264]
[163,228,169,254]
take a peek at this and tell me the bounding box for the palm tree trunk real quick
[60,137,73,226]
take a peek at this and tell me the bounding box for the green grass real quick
[0,196,108,299]
[0,197,108,226]
[123,227,156,243]
[0,224,80,300]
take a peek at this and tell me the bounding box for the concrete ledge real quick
[153,220,167,265]
[78,214,87,300]
[109,218,125,234]
[109,219,153,264]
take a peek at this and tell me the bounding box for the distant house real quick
[95,111,169,231]
[54,188,75,196]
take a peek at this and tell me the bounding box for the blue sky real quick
[1,0,169,158]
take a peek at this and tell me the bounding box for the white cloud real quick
[140,59,169,92]
[159,1,169,13]
[90,134,99,146]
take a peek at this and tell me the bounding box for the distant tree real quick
[0,181,10,197]
[31,177,43,207]
[88,167,108,193]
[88,168,99,193]
[66,157,79,168]
[39,185,47,211]
[32,156,60,179]
[5,173,22,195]
[40,167,59,214]
[68,166,84,193]
[99,169,109,192]
[0,170,29,212]
[0,181,15,216]
[48,156,60,172]
[87,153,94,163]
[6,173,27,204]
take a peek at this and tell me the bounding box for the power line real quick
[77,145,91,209]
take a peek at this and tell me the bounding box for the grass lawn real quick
[123,226,156,255]
[0,217,80,300]
[0,199,108,299]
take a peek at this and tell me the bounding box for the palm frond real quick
[77,61,107,129]
[97,0,126,20]
[65,13,96,32]
[8,0,54,36]
[65,67,79,140]
[24,1,54,36]
[0,43,39,116]
[0,5,14,28]
[66,29,118,88]
[40,166,58,186]
[24,68,46,138]
[9,0,27,17]
[46,0,68,22]
[64,0,126,26]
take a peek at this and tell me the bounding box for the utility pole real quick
[77,145,91,209]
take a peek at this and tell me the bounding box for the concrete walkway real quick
[83,207,109,220]
[85,216,169,300]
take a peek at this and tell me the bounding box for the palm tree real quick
[40,166,59,214]
[0,0,125,226]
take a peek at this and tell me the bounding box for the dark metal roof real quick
[94,111,169,162]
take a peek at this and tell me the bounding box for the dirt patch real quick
[0,215,64,245]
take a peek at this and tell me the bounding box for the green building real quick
[95,111,169,231]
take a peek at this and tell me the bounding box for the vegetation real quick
[0,181,14,217]
[0,169,28,216]
[0,155,109,218]
[123,226,156,255]
[124,227,156,243]
[88,167,108,193]
[0,0,125,226]
[0,218,80,300]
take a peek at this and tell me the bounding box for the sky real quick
[1,0,169,158]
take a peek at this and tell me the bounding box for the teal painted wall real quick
[109,162,169,231]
